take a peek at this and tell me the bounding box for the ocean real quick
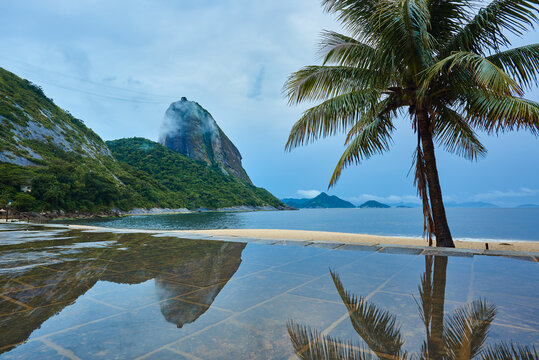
[67,207,539,242]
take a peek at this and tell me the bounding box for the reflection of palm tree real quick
[288,256,537,359]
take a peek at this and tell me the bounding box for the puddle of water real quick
[0,224,537,359]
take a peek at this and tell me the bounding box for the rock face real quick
[159,98,251,183]
[0,68,113,167]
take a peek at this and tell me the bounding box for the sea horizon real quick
[64,207,539,243]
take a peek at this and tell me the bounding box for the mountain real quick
[107,138,284,209]
[281,192,355,208]
[517,204,539,208]
[0,68,284,213]
[0,67,140,212]
[0,68,113,167]
[390,202,420,208]
[0,233,245,353]
[359,200,390,208]
[159,97,251,183]
[445,201,498,208]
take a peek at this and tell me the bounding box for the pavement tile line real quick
[40,338,82,360]
[1,224,537,359]
[133,252,367,360]
[288,254,418,360]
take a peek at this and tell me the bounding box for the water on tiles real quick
[0,224,537,359]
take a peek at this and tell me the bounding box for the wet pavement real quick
[0,224,537,359]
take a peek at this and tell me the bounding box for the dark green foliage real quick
[0,66,283,214]
[107,137,283,209]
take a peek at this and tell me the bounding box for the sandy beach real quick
[58,224,539,254]
[187,229,539,253]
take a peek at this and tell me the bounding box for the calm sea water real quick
[68,207,539,242]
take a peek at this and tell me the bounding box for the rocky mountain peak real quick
[159,98,251,183]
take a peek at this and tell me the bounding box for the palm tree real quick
[283,0,539,247]
[287,258,538,359]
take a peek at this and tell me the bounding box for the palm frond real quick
[321,0,380,40]
[371,0,434,74]
[421,51,523,98]
[412,146,434,245]
[442,0,539,55]
[443,299,497,359]
[427,0,473,46]
[319,31,377,68]
[284,66,388,105]
[432,107,487,160]
[462,90,539,134]
[487,44,539,89]
[287,321,379,360]
[285,90,382,150]
[329,114,394,187]
[481,343,538,360]
[330,270,407,359]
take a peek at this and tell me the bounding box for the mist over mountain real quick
[159,97,251,183]
[0,68,283,213]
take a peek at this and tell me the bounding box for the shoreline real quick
[46,224,539,254]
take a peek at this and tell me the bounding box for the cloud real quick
[247,65,265,99]
[296,189,321,198]
[471,188,539,201]
[344,194,421,205]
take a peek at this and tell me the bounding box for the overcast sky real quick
[1,0,538,206]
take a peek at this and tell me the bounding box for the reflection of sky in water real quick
[67,208,539,241]
[0,225,537,359]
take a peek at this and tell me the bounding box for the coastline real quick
[56,224,539,254]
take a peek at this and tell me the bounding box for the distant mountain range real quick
[281,192,355,208]
[283,192,536,210]
[359,200,390,208]
[445,201,498,208]
[517,204,539,208]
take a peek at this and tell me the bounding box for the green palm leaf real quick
[421,51,523,98]
[463,90,539,134]
[481,343,538,360]
[319,31,377,67]
[284,66,388,104]
[433,107,487,160]
[487,44,539,89]
[329,114,394,187]
[442,0,539,55]
[285,90,383,150]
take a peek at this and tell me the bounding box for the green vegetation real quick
[0,67,283,214]
[283,0,539,247]
[107,137,283,209]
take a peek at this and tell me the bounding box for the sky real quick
[1,0,538,207]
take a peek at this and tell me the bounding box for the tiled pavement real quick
[0,225,537,359]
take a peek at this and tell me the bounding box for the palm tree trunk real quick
[418,111,455,248]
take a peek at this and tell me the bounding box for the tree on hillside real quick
[284,0,539,247]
